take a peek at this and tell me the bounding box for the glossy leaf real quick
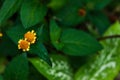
[75,21,120,80]
[29,54,73,80]
[50,20,63,50]
[0,0,23,26]
[6,24,26,45]
[4,54,29,80]
[20,0,47,28]
[29,42,52,66]
[36,25,44,39]
[38,24,50,43]
[60,29,102,56]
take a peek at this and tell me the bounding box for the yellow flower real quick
[24,30,36,44]
[18,39,30,51]
[0,33,3,37]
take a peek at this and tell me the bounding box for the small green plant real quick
[0,0,120,80]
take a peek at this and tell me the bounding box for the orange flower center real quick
[24,30,36,43]
[18,40,30,51]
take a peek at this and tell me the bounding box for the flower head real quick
[18,39,30,51]
[78,9,86,16]
[0,33,3,37]
[24,30,36,44]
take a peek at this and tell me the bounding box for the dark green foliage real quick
[29,42,52,66]
[0,75,3,80]
[0,0,119,80]
[28,64,47,80]
[88,12,110,34]
[4,54,29,80]
[82,0,112,10]
[0,32,18,56]
[6,24,51,65]
[50,20,63,50]
[50,20,102,56]
[0,0,23,26]
[60,29,102,56]
[48,0,67,10]
[54,0,85,26]
[6,24,26,45]
[20,0,47,28]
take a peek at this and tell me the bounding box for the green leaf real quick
[55,0,85,26]
[29,54,73,80]
[36,25,44,39]
[28,65,46,80]
[88,12,110,34]
[4,54,29,80]
[0,32,18,56]
[50,20,63,50]
[0,75,3,80]
[20,0,47,28]
[84,0,112,10]
[0,57,6,74]
[95,0,112,10]
[60,29,102,56]
[29,42,52,66]
[48,0,67,10]
[0,0,23,26]
[75,21,120,80]
[38,24,50,43]
[6,24,26,45]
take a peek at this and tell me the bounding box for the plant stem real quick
[98,35,120,41]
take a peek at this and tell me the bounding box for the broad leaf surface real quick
[4,54,29,80]
[75,21,120,80]
[6,24,26,45]
[0,0,23,26]
[29,54,73,80]
[50,20,63,50]
[29,42,52,66]
[20,0,47,28]
[60,29,102,56]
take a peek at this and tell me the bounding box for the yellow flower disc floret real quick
[18,39,30,51]
[0,33,3,37]
[24,30,36,44]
